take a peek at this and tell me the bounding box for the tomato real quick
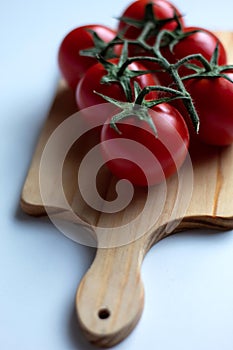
[115,0,185,85]
[100,103,189,186]
[118,0,185,41]
[58,25,116,90]
[183,72,233,146]
[75,59,159,126]
[157,27,227,86]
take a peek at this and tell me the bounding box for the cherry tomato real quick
[75,59,159,126]
[157,27,227,86]
[100,103,189,186]
[118,0,185,41]
[58,25,116,90]
[184,72,233,146]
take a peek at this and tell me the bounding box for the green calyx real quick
[94,82,190,136]
[182,44,233,82]
[118,3,183,40]
[158,17,203,52]
[94,86,157,136]
[96,41,154,102]
[79,29,121,59]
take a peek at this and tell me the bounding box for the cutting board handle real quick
[76,238,145,347]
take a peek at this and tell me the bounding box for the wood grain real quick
[20,32,233,347]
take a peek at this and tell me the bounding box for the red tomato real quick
[100,103,189,186]
[118,0,184,41]
[184,72,233,146]
[157,27,227,86]
[75,59,159,126]
[58,25,116,90]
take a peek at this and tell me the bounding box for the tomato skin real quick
[58,25,116,90]
[100,103,189,186]
[157,27,227,86]
[184,73,233,146]
[75,59,159,126]
[118,0,184,41]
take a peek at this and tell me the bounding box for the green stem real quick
[135,85,185,105]
[128,38,153,51]
[117,55,165,77]
[137,21,155,42]
[153,29,175,59]
[95,54,113,69]
[169,65,200,132]
[174,53,212,72]
[117,29,200,131]
[100,39,125,57]
[151,29,200,132]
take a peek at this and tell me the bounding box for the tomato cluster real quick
[58,0,233,186]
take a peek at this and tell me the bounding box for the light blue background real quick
[1,1,233,349]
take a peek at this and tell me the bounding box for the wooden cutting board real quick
[20,32,233,348]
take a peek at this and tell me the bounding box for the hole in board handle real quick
[98,308,111,320]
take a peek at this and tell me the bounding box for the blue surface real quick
[1,1,233,349]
